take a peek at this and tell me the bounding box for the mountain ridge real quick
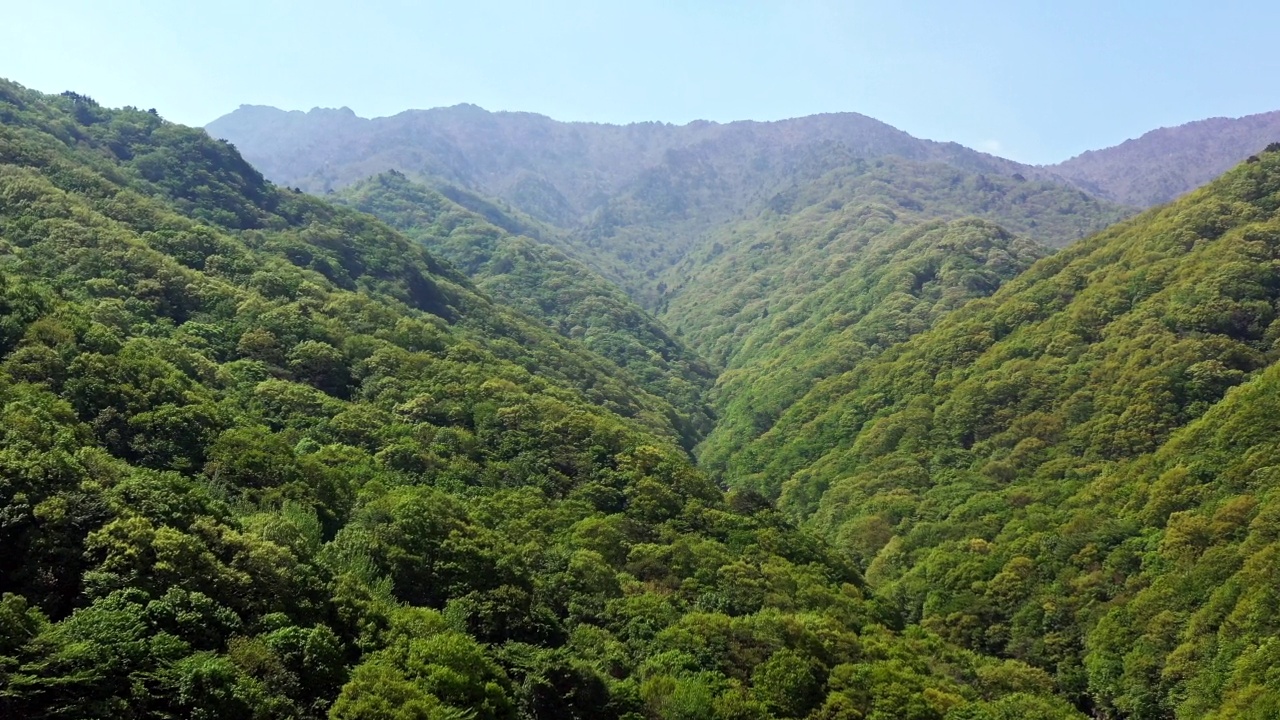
[331,170,719,444]
[1047,109,1280,206]
[207,103,1133,308]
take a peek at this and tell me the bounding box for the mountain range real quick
[206,104,1048,203]
[1049,110,1280,206]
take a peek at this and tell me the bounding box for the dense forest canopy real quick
[5,73,1280,720]
[726,150,1280,719]
[1049,110,1280,206]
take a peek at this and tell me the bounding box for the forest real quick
[1,75,1279,720]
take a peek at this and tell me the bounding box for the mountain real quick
[0,80,1087,719]
[1049,110,1280,206]
[723,146,1280,718]
[207,105,1133,307]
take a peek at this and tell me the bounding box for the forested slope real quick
[726,147,1280,718]
[333,171,716,444]
[0,80,1084,719]
[1050,111,1280,206]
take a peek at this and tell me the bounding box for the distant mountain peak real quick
[1049,109,1280,205]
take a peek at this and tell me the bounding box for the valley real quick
[1,73,1279,720]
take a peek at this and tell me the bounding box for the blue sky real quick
[5,1,1279,164]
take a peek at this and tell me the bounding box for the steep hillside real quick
[0,80,1085,719]
[333,170,717,444]
[1050,110,1280,206]
[726,147,1280,717]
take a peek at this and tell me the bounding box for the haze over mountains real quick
[208,105,1134,308]
[1049,110,1280,206]
[206,104,1047,202]
[6,71,1280,720]
[210,103,1280,215]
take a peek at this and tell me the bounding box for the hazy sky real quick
[6,1,1280,164]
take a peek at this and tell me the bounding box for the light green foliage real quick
[686,215,1046,482]
[8,73,1276,720]
[660,155,1128,363]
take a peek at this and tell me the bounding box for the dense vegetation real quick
[722,148,1280,718]
[8,69,1280,720]
[333,171,716,445]
[0,80,1089,719]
